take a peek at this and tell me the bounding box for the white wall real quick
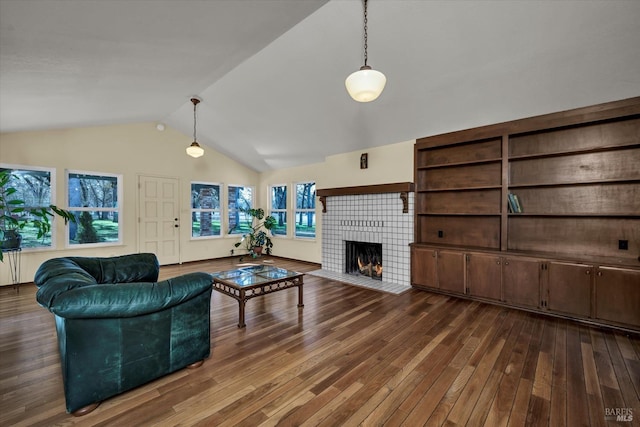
[258,139,415,264]
[0,124,414,285]
[0,122,258,285]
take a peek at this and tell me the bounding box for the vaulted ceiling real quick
[1,0,639,172]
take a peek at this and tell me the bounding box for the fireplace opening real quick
[345,241,382,280]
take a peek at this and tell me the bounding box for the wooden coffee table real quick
[211,265,304,328]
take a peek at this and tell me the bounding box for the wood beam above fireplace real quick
[317,182,414,213]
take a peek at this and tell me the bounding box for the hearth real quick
[318,185,414,289]
[345,241,383,280]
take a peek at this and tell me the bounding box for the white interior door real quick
[138,175,180,265]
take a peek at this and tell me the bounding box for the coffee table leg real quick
[238,290,246,328]
[298,282,304,308]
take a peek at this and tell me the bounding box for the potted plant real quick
[0,170,76,262]
[230,207,276,259]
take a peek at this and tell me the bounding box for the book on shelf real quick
[513,194,523,213]
[508,193,523,213]
[507,193,517,213]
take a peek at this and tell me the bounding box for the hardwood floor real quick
[1,256,638,426]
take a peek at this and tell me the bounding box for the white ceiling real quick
[1,0,639,172]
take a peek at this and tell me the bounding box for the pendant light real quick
[186,97,204,158]
[345,0,386,102]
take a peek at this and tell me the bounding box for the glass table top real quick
[211,265,301,287]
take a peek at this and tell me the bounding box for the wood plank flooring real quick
[0,256,638,426]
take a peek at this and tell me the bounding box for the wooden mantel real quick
[316,182,414,213]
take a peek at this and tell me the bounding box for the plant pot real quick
[252,246,263,256]
[1,230,22,250]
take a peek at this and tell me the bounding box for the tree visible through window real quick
[270,185,287,236]
[67,171,121,245]
[191,182,221,237]
[228,185,253,235]
[0,166,55,249]
[295,182,316,238]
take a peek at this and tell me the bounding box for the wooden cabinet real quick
[411,244,640,331]
[412,97,640,331]
[437,250,465,293]
[466,253,502,300]
[411,246,437,288]
[502,257,540,309]
[410,247,464,294]
[544,261,592,318]
[595,266,640,328]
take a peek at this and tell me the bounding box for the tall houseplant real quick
[0,170,75,262]
[230,208,276,259]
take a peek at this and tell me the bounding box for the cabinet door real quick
[466,253,502,300]
[438,250,465,293]
[547,262,592,318]
[595,266,640,328]
[411,247,437,288]
[503,257,540,308]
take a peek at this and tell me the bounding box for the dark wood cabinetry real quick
[410,247,466,294]
[437,250,465,293]
[544,261,592,318]
[502,257,540,309]
[595,266,640,328]
[466,253,502,300]
[412,97,640,332]
[411,246,437,288]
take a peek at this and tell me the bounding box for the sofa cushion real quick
[68,253,160,284]
[34,253,161,308]
[45,272,213,318]
[33,253,209,318]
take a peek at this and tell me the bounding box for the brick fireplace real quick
[310,183,414,294]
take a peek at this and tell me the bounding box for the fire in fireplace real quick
[345,241,383,280]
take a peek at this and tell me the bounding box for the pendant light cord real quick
[192,98,199,142]
[363,0,368,67]
[193,101,197,141]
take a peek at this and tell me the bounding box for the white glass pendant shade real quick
[186,141,204,158]
[345,66,387,102]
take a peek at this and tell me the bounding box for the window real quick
[295,182,316,239]
[270,185,287,236]
[191,182,221,237]
[0,165,56,249]
[67,171,121,245]
[228,185,253,235]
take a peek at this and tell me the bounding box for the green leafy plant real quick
[230,208,276,259]
[0,170,76,262]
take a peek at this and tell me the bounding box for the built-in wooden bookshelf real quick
[411,97,640,332]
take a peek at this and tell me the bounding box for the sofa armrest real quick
[44,272,213,319]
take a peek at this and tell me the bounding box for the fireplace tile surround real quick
[310,187,414,295]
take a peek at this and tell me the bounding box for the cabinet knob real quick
[504,261,509,266]
[597,271,603,276]
[496,261,501,265]
[586,270,591,275]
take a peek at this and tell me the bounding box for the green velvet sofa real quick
[34,253,213,416]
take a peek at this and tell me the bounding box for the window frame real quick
[66,169,123,248]
[269,183,288,238]
[190,181,222,239]
[0,163,58,252]
[294,181,316,240]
